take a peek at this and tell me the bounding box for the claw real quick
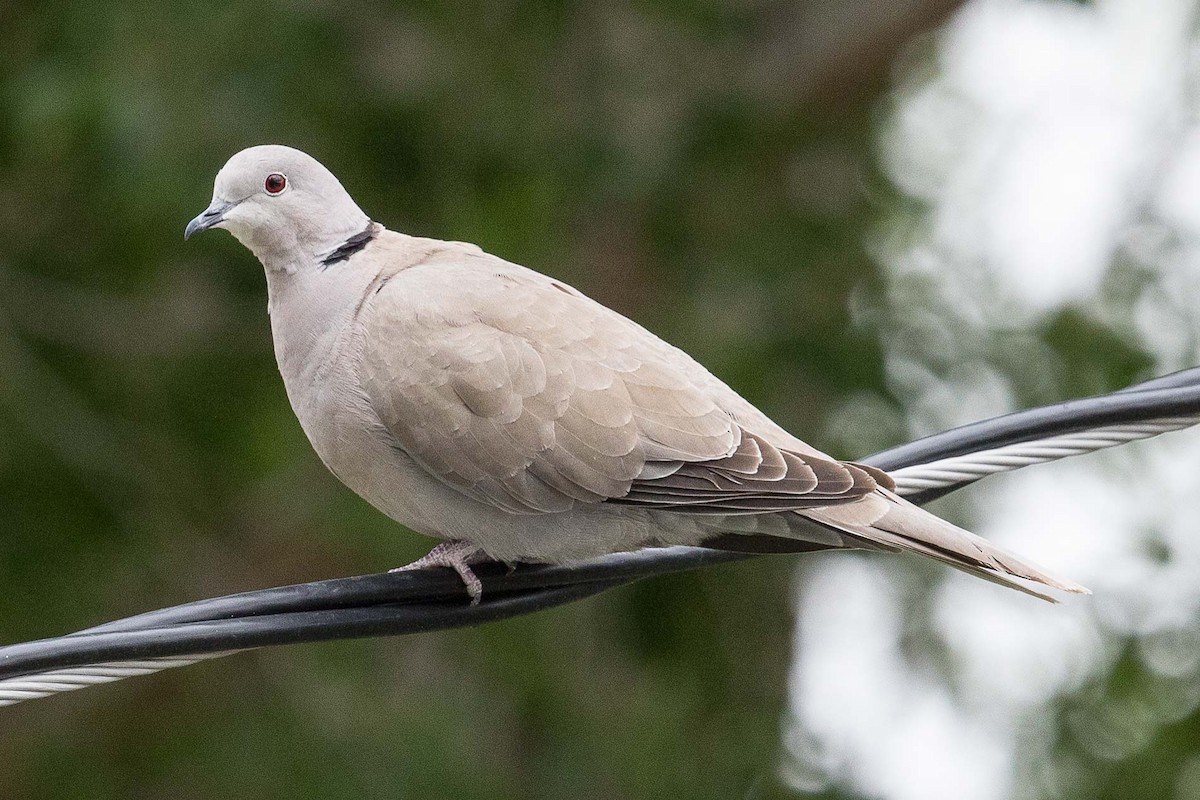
[390,540,484,604]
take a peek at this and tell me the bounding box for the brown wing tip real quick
[848,461,897,492]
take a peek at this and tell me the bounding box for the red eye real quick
[264,173,287,194]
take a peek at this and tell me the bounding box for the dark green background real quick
[0,1,1179,798]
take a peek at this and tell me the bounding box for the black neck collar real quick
[320,222,377,267]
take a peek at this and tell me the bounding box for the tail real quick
[805,490,1090,603]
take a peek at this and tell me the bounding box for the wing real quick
[357,256,884,515]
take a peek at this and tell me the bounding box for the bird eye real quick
[264,173,287,195]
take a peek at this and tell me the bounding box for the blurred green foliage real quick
[7,1,1170,799]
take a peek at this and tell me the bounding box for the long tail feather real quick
[805,490,1089,602]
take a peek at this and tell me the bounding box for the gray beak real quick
[184,199,235,240]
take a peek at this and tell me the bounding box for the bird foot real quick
[390,540,484,604]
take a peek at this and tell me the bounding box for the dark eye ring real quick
[264,173,287,195]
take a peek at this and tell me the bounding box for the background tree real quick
[7,1,1200,799]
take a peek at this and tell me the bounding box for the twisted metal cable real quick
[0,654,229,707]
[890,415,1200,495]
[5,367,1200,707]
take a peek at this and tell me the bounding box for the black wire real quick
[2,582,623,677]
[868,366,1200,505]
[3,367,1200,682]
[82,547,753,635]
[867,368,1200,473]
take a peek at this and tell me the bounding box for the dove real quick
[185,144,1088,603]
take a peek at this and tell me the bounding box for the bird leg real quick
[390,539,484,604]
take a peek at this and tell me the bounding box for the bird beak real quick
[184,199,235,240]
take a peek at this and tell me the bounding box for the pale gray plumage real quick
[186,144,1089,603]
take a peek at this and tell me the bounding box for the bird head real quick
[185,145,370,272]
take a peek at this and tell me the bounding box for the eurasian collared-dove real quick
[185,145,1088,603]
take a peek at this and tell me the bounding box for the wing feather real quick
[358,258,881,515]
